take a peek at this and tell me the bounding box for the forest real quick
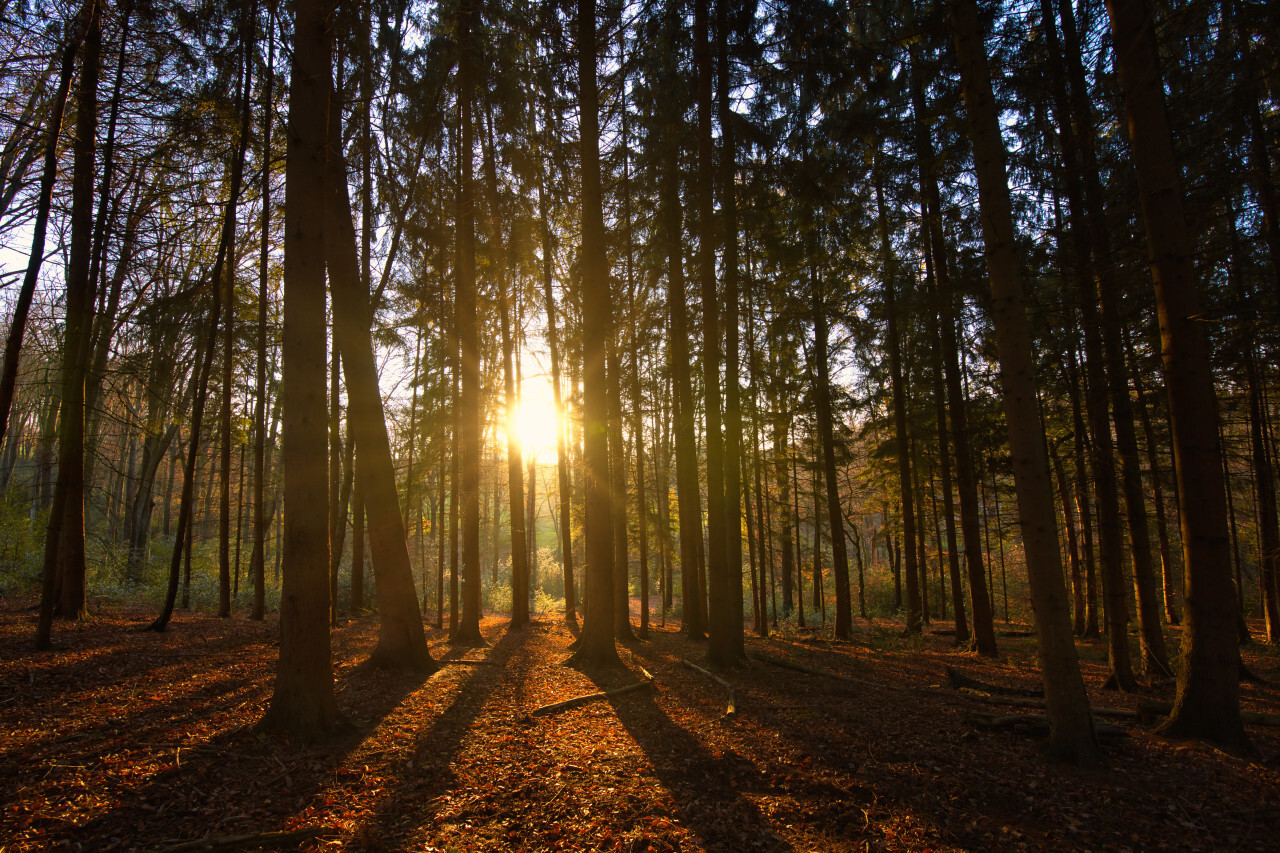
[1,0,1279,848]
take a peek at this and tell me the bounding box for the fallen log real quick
[681,659,737,719]
[945,665,1043,697]
[1136,700,1280,728]
[971,693,1139,719]
[523,676,655,721]
[965,710,1128,739]
[147,827,326,852]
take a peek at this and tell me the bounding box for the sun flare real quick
[508,377,561,461]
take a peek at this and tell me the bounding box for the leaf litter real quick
[2,598,1278,851]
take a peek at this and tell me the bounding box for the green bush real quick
[0,489,43,594]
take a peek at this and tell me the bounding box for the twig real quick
[146,827,327,852]
[680,659,737,719]
[523,677,654,721]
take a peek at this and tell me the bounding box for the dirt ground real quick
[2,597,1278,852]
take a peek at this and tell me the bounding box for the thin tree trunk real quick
[874,174,922,635]
[479,108,528,629]
[537,132,575,623]
[250,4,276,623]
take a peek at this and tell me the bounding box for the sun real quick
[508,376,561,462]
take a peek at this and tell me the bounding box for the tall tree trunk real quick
[565,0,623,670]
[480,109,529,629]
[1103,0,1248,752]
[947,0,1099,764]
[537,133,575,623]
[715,0,747,662]
[453,0,484,646]
[261,0,338,740]
[874,174,922,635]
[660,48,704,640]
[250,5,276,623]
[812,287,852,641]
[919,209,967,644]
[219,9,254,619]
[45,0,101,628]
[0,0,89,446]
[325,103,435,672]
[1130,340,1180,625]
[607,340,634,640]
[695,0,731,667]
[1247,357,1280,641]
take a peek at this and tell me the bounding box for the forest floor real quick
[1,597,1279,852]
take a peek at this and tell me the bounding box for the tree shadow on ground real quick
[596,670,797,852]
[39,624,478,849]
[356,623,525,847]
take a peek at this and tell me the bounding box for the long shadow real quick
[43,711,344,850]
[357,623,530,847]
[15,627,499,849]
[595,669,799,853]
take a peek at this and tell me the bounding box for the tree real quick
[0,0,90,447]
[946,0,1098,764]
[261,0,338,740]
[565,0,623,671]
[453,0,485,647]
[325,100,436,673]
[1103,0,1249,753]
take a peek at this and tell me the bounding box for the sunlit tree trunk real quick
[480,109,529,630]
[537,128,575,622]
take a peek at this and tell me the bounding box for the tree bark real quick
[873,173,922,635]
[564,0,622,670]
[260,0,338,740]
[453,0,484,646]
[1103,0,1249,752]
[48,0,101,625]
[325,101,435,672]
[0,0,90,446]
[947,0,1099,764]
